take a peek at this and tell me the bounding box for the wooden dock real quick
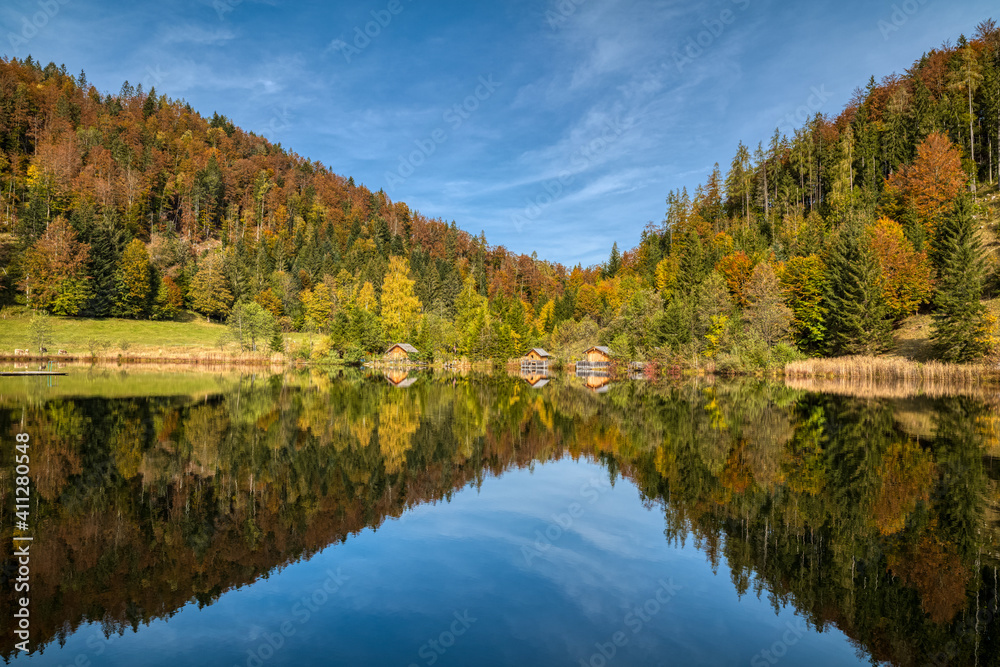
[1,371,68,376]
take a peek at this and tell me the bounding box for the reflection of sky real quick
[16,459,867,666]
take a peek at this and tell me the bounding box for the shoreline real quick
[2,352,997,385]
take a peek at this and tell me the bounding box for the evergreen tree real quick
[606,242,621,278]
[87,221,124,317]
[825,223,892,355]
[931,196,996,361]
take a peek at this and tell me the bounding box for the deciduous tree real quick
[190,254,234,322]
[883,133,967,249]
[19,216,91,315]
[868,217,934,322]
[779,255,828,355]
[380,256,422,341]
[114,239,151,318]
[744,263,792,346]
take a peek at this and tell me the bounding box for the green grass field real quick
[0,310,231,356]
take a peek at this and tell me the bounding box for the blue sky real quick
[1,0,996,266]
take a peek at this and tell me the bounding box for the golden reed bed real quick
[784,356,1000,399]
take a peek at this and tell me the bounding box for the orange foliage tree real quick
[883,133,967,249]
[715,251,755,307]
[867,217,934,322]
[19,217,91,315]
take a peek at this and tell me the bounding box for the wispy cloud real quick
[23,0,1000,265]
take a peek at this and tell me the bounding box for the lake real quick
[1,368,998,666]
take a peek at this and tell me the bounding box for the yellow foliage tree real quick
[355,281,377,312]
[302,283,333,330]
[380,256,422,341]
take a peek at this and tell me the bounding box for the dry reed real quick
[784,356,1000,399]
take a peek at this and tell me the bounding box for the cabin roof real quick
[528,348,550,357]
[386,343,419,355]
[585,346,611,355]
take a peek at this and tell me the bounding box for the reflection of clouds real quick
[346,459,683,621]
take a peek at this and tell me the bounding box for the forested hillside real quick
[1,18,999,365]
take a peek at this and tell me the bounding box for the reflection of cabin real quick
[521,372,549,388]
[384,343,419,362]
[384,370,418,388]
[576,364,612,393]
[584,374,611,393]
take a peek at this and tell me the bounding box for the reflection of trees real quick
[0,373,998,665]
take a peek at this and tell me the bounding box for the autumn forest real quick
[1,19,1000,366]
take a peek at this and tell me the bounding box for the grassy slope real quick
[0,310,231,356]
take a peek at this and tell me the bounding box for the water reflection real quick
[384,369,418,388]
[0,371,998,666]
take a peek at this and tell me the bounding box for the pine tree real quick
[725,141,753,224]
[931,196,996,361]
[606,242,621,278]
[88,221,124,316]
[825,223,892,355]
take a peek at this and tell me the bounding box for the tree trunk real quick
[969,82,976,196]
[763,162,769,220]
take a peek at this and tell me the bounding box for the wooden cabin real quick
[384,343,419,362]
[525,348,550,362]
[583,346,611,364]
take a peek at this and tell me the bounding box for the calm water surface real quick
[0,369,998,666]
